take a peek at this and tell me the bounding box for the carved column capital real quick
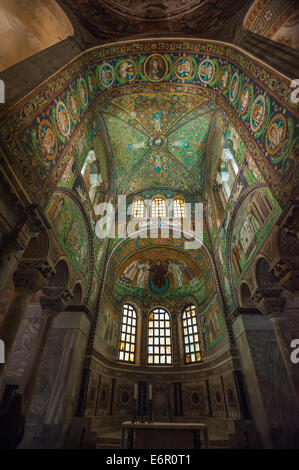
[270,201,299,296]
[271,257,299,296]
[228,307,261,326]
[40,295,67,317]
[2,206,43,253]
[65,304,93,322]
[251,287,286,318]
[42,286,73,302]
[12,267,48,295]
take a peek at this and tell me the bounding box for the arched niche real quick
[230,187,281,288]
[239,282,255,307]
[49,259,70,289]
[255,257,273,289]
[94,227,228,363]
[0,0,74,71]
[45,192,90,284]
[69,282,84,305]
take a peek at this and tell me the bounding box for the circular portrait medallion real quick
[98,62,115,88]
[265,113,287,155]
[78,77,89,108]
[38,120,58,160]
[144,54,168,82]
[86,70,97,96]
[229,72,240,103]
[218,65,230,92]
[198,59,215,84]
[250,95,267,133]
[68,87,80,122]
[56,101,71,138]
[174,56,193,80]
[118,59,138,82]
[239,83,251,115]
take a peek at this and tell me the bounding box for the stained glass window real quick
[132,198,145,218]
[151,197,167,218]
[118,304,137,363]
[182,305,201,364]
[148,308,172,365]
[173,198,185,218]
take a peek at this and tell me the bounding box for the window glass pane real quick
[118,304,137,363]
[133,198,145,218]
[173,198,185,218]
[182,305,201,364]
[147,307,172,365]
[152,198,167,218]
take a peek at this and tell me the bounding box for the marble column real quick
[21,303,93,449]
[270,201,299,298]
[229,306,299,449]
[0,210,41,296]
[0,267,47,376]
[252,287,299,408]
[22,295,66,413]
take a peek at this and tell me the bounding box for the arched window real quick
[132,198,145,218]
[182,305,201,364]
[217,151,238,203]
[173,197,185,218]
[118,304,137,363]
[151,197,167,218]
[81,149,102,203]
[148,308,172,365]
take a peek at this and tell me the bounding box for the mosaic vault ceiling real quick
[99,93,217,195]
